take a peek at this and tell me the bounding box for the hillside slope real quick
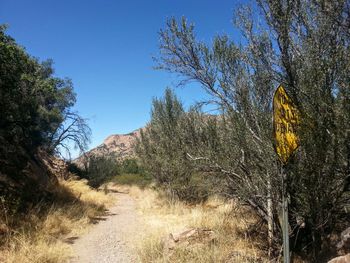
[75,129,142,164]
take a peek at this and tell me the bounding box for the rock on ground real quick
[328,254,350,263]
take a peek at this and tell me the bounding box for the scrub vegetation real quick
[1,0,350,262]
[129,185,269,263]
[136,1,350,261]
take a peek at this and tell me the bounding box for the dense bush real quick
[120,158,143,174]
[76,157,147,188]
[0,26,90,206]
[67,162,88,179]
[137,1,350,260]
[111,173,152,188]
[136,89,212,203]
[85,156,119,188]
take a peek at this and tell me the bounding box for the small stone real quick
[337,227,350,252]
[328,254,350,263]
[162,228,216,256]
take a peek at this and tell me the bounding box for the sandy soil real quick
[70,190,140,263]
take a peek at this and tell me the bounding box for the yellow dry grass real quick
[128,185,269,263]
[0,179,113,263]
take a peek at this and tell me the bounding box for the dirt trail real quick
[70,190,140,263]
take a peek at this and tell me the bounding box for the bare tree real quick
[49,111,91,159]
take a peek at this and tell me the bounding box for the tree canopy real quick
[0,26,90,206]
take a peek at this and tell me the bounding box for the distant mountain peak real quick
[75,128,142,165]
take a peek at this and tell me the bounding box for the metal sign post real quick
[273,85,300,263]
[281,165,290,263]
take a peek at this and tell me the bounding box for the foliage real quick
[84,156,119,188]
[111,173,152,188]
[120,158,143,174]
[78,157,148,188]
[0,26,90,205]
[138,1,350,260]
[66,162,88,179]
[136,88,214,202]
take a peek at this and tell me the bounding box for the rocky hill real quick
[75,129,142,165]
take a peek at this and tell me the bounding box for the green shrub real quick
[120,158,144,174]
[112,173,152,188]
[136,89,211,203]
[67,162,87,179]
[85,156,119,188]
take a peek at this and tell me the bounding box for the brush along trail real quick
[70,186,140,263]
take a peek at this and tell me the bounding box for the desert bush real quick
[136,89,212,203]
[85,156,119,188]
[112,173,152,188]
[138,1,350,260]
[120,158,144,174]
[66,162,87,179]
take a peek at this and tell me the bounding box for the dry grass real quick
[0,179,113,263]
[128,185,269,263]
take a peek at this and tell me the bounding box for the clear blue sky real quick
[1,0,242,154]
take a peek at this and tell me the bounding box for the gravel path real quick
[70,191,140,263]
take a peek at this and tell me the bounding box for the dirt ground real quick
[70,189,140,263]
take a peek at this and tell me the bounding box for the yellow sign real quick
[273,85,300,163]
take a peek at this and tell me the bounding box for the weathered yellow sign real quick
[273,85,300,163]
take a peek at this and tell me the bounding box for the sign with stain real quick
[273,85,300,164]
